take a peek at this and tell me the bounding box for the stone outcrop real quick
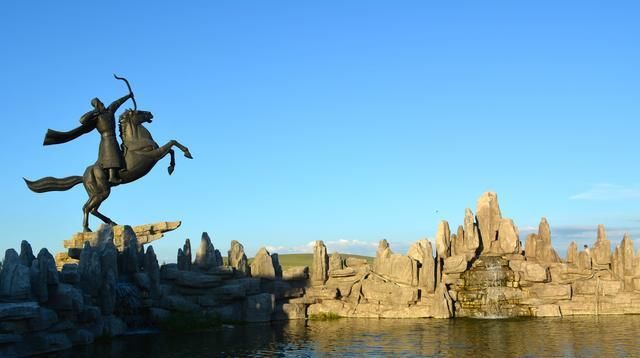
[194,232,223,271]
[250,247,281,280]
[329,252,344,274]
[463,208,480,254]
[5,192,640,356]
[524,218,560,264]
[56,221,181,270]
[592,224,612,267]
[475,192,502,252]
[407,239,435,292]
[177,239,192,271]
[0,249,31,301]
[435,221,451,259]
[567,241,578,263]
[311,241,328,285]
[374,240,418,286]
[228,240,249,274]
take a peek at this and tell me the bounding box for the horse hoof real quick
[168,166,175,175]
[83,227,92,233]
[184,151,193,159]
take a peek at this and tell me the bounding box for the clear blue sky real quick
[1,1,639,262]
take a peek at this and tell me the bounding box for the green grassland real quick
[246,253,373,271]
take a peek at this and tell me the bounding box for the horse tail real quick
[23,175,83,193]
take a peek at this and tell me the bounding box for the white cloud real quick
[570,184,640,201]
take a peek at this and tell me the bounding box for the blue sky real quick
[1,1,639,262]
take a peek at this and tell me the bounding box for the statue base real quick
[55,221,181,270]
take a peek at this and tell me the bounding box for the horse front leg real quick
[151,142,178,175]
[168,149,175,175]
[169,140,193,159]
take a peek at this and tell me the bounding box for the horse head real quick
[119,109,157,149]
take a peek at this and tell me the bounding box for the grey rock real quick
[160,295,199,312]
[0,249,31,301]
[463,208,480,254]
[375,240,418,286]
[592,224,612,266]
[160,263,179,281]
[443,255,468,274]
[133,272,151,291]
[524,233,538,259]
[432,283,454,319]
[214,249,224,267]
[119,226,139,274]
[177,238,192,271]
[345,257,368,267]
[0,302,39,320]
[329,252,344,273]
[250,247,278,280]
[283,266,309,281]
[60,264,80,285]
[311,241,328,285]
[30,248,59,303]
[28,307,58,331]
[49,283,83,313]
[407,239,435,292]
[567,241,578,263]
[496,218,521,255]
[194,232,219,271]
[98,270,116,315]
[228,240,248,274]
[19,241,35,267]
[176,271,222,288]
[271,253,283,278]
[144,245,161,297]
[243,293,275,323]
[78,242,102,296]
[534,218,561,263]
[435,221,451,258]
[475,192,502,254]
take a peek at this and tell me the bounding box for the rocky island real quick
[1,192,639,356]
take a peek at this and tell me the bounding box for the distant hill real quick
[247,253,374,270]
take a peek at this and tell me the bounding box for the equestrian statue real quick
[24,75,193,232]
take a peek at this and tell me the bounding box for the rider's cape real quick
[43,122,94,145]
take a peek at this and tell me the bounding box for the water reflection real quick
[56,316,640,357]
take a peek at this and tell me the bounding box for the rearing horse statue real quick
[24,109,192,232]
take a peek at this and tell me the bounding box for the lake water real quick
[57,316,640,357]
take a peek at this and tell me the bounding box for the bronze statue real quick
[25,75,193,232]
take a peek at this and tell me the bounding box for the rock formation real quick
[475,192,502,252]
[435,221,451,259]
[311,241,328,285]
[0,249,31,301]
[567,241,578,263]
[228,240,249,274]
[407,239,435,292]
[250,247,280,280]
[194,232,222,271]
[177,238,192,271]
[592,224,612,267]
[5,192,640,356]
[530,218,561,263]
[374,240,419,286]
[328,252,344,274]
[463,208,480,254]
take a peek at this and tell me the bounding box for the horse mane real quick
[118,109,134,145]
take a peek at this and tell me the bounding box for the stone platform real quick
[55,221,180,270]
